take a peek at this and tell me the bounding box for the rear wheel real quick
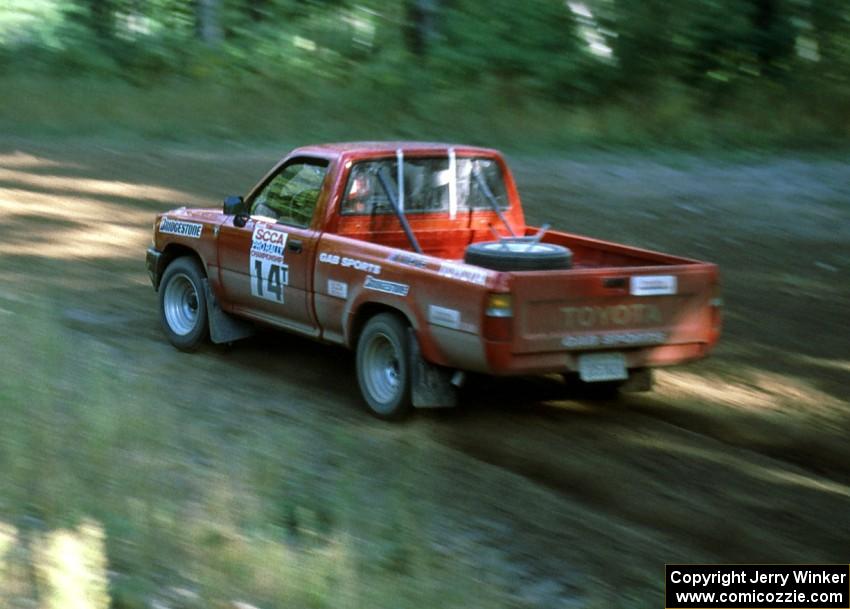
[159,256,209,352]
[356,313,412,420]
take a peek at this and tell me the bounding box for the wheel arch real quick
[347,302,414,350]
[155,243,207,289]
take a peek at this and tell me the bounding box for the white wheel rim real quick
[163,273,199,336]
[363,332,401,409]
[483,241,553,254]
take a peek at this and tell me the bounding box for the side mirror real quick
[223,195,244,215]
[223,195,250,228]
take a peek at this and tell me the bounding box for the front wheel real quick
[356,313,412,420]
[159,256,209,352]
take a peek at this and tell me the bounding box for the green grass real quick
[0,302,508,609]
[2,74,849,152]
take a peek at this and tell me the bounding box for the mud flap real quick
[203,280,255,344]
[621,368,654,392]
[408,328,457,408]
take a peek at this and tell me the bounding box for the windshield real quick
[341,156,508,215]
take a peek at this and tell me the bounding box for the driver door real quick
[218,157,329,336]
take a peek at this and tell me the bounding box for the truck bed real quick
[330,221,719,370]
[336,219,700,269]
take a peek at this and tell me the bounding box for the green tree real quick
[609,0,685,91]
[435,0,586,100]
[809,0,850,82]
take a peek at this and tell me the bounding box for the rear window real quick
[341,156,507,215]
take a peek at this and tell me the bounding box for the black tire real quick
[159,256,209,352]
[464,240,572,272]
[356,313,412,420]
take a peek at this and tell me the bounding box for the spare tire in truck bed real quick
[464,240,573,272]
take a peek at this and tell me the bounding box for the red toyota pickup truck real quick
[146,142,721,419]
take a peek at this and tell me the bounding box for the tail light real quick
[483,293,512,341]
[485,293,512,317]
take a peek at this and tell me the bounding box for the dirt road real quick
[1,138,848,608]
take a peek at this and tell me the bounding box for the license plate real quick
[578,352,628,382]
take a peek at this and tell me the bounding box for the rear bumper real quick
[146,246,163,290]
[481,341,712,376]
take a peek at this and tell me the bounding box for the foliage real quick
[1,0,849,143]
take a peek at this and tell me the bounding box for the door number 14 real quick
[251,258,288,303]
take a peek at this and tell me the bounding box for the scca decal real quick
[251,227,287,258]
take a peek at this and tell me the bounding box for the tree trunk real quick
[405,0,439,56]
[86,0,115,41]
[196,0,223,45]
[750,0,795,74]
[246,0,268,23]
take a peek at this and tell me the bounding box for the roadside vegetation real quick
[0,301,511,609]
[2,0,850,149]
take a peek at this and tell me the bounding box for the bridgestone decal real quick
[364,275,409,297]
[159,217,203,238]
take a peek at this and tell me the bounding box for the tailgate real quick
[509,264,719,354]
